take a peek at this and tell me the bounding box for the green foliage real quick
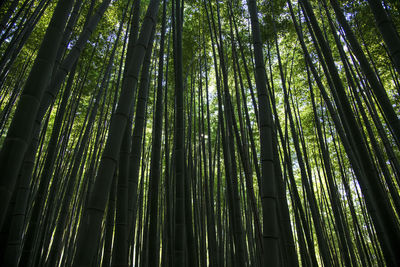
[1,0,400,265]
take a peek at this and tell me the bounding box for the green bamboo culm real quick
[0,0,75,230]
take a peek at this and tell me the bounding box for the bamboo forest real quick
[1,0,400,266]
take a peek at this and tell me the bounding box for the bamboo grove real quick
[0,0,400,266]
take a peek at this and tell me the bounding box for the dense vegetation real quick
[0,0,400,266]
